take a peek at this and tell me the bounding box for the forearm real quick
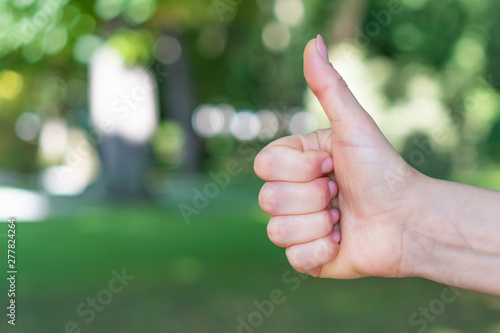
[404,176,500,296]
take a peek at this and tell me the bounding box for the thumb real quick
[304,36,385,146]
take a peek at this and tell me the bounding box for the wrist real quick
[401,174,481,280]
[398,173,441,279]
[398,175,500,295]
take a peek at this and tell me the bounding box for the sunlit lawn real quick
[1,177,499,333]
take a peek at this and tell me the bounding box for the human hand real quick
[255,36,425,279]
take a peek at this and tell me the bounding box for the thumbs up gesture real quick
[255,36,425,279]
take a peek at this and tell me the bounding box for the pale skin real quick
[255,36,500,297]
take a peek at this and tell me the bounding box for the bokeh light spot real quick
[0,188,49,222]
[74,34,103,64]
[41,166,88,196]
[39,118,68,165]
[274,0,304,27]
[94,0,124,20]
[230,111,261,141]
[15,112,42,142]
[218,104,236,135]
[289,111,318,135]
[124,0,156,24]
[0,70,23,100]
[453,36,486,72]
[192,104,224,138]
[44,26,68,55]
[153,121,186,166]
[154,35,182,65]
[257,110,279,140]
[262,22,291,52]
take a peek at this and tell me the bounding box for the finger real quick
[286,235,339,274]
[255,146,333,182]
[267,209,340,248]
[327,173,339,209]
[259,178,337,216]
[254,130,334,182]
[333,222,342,244]
[303,37,366,124]
[303,37,386,147]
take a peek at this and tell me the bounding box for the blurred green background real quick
[1,0,500,332]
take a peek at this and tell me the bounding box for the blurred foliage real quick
[361,0,500,177]
[0,119,38,172]
[400,132,453,179]
[152,120,186,169]
[0,0,499,178]
[487,117,500,162]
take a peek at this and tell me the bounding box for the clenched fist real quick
[254,35,424,280]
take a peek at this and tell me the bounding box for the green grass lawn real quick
[1,178,499,333]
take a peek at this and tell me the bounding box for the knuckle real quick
[314,81,334,105]
[285,247,306,273]
[259,183,275,215]
[337,75,348,88]
[303,157,317,177]
[267,218,285,247]
[313,238,336,263]
[316,179,331,207]
[254,148,271,180]
[286,246,316,274]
